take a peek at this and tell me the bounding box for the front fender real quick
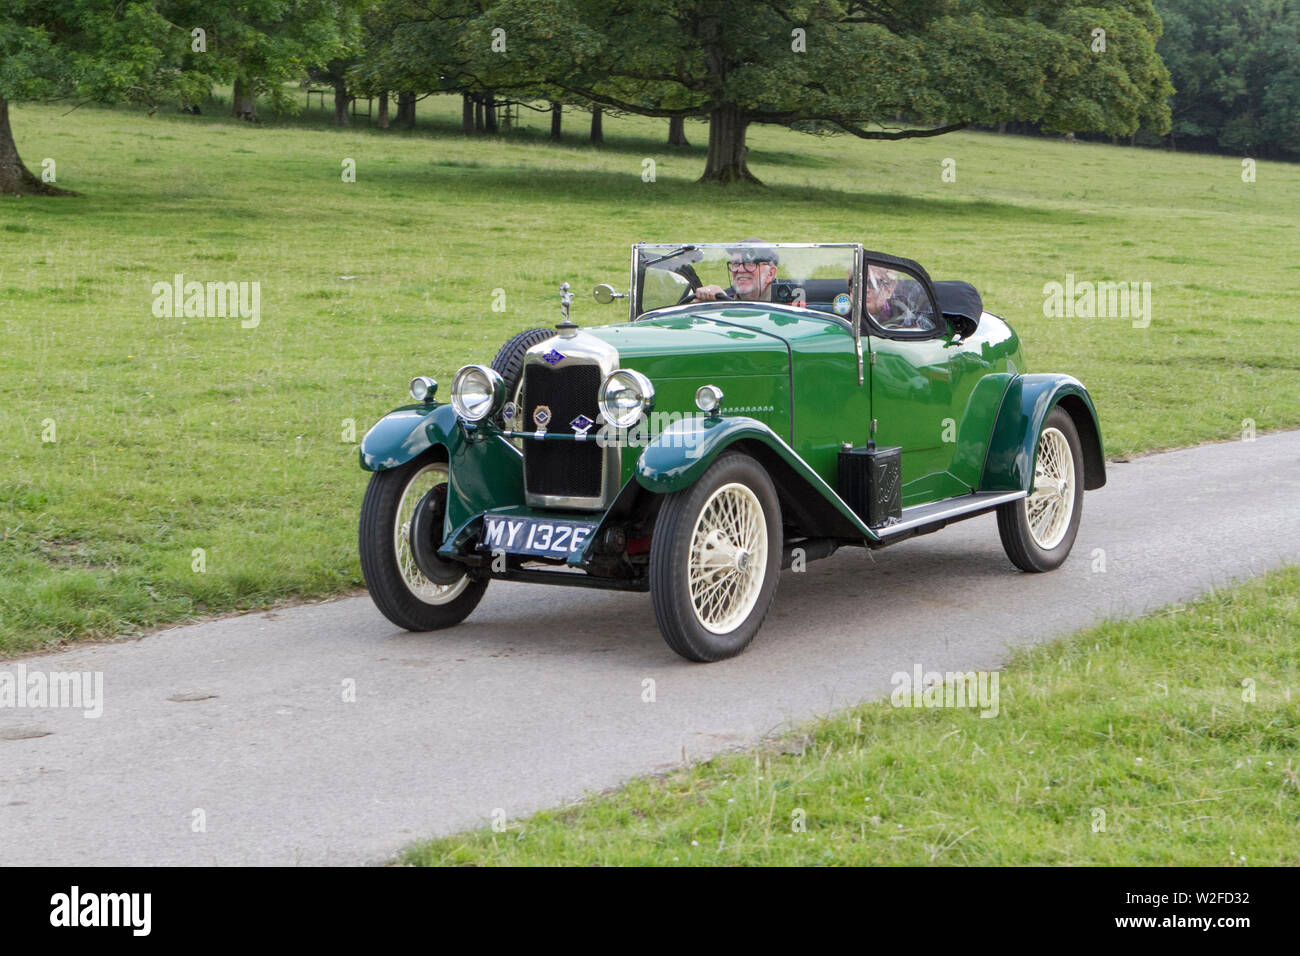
[981,374,1106,493]
[361,402,526,541]
[359,402,463,472]
[635,415,880,541]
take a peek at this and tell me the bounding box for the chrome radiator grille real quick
[521,363,604,500]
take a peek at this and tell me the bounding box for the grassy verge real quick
[404,567,1300,865]
[2,95,1298,653]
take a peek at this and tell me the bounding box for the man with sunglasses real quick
[693,239,780,302]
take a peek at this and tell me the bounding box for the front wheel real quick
[359,454,488,630]
[996,406,1085,572]
[650,452,782,662]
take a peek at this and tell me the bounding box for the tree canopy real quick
[3,0,1186,193]
[443,0,1173,181]
[1155,0,1300,158]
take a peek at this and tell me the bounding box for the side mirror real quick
[593,283,626,304]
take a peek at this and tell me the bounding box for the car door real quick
[862,256,983,507]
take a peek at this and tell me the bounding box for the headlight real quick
[409,376,437,402]
[450,364,505,422]
[599,369,655,429]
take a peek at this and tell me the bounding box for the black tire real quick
[650,452,782,662]
[490,327,554,426]
[996,406,1085,572]
[359,453,488,630]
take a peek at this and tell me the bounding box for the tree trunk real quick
[462,94,474,134]
[0,95,76,196]
[232,76,258,122]
[699,105,759,184]
[397,91,415,130]
[484,92,498,134]
[474,96,483,132]
[590,106,603,144]
[333,81,350,127]
[377,92,389,129]
[550,101,562,141]
[668,115,689,147]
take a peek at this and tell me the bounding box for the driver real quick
[694,239,778,302]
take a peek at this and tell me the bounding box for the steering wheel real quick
[678,287,735,304]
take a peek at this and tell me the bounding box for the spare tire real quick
[490,327,554,427]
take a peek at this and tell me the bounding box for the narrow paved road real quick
[3,432,1298,866]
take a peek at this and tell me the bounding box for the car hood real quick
[583,310,816,379]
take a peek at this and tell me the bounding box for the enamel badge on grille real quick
[533,405,552,429]
[570,414,594,437]
[542,349,565,366]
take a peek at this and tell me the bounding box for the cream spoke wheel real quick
[686,482,768,635]
[1024,426,1076,550]
[393,463,470,605]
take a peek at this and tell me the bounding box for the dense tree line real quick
[1154,0,1300,158]
[2,0,1241,196]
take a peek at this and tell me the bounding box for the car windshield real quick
[634,242,860,320]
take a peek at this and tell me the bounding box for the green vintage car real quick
[358,242,1105,662]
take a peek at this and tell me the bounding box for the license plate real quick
[479,515,598,559]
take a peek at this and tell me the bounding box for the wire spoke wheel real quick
[996,408,1087,574]
[1024,427,1075,550]
[360,453,489,632]
[650,453,782,662]
[392,462,469,605]
[687,482,768,634]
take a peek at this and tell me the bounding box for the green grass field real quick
[1,95,1298,654]
[405,566,1300,866]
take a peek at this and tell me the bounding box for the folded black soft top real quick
[932,280,983,323]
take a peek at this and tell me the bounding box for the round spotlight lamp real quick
[695,384,725,415]
[409,376,437,403]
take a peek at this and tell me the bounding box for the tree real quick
[178,0,363,122]
[465,0,1173,183]
[1155,0,1300,158]
[0,0,362,195]
[0,1,204,195]
[668,115,690,147]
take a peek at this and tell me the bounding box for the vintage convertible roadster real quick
[358,242,1105,661]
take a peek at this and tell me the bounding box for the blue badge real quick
[570,414,594,436]
[502,402,517,423]
[533,405,552,429]
[542,349,565,366]
[833,293,852,316]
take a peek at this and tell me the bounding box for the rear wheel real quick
[650,453,782,662]
[996,406,1085,572]
[359,454,488,630]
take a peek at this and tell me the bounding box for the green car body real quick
[357,242,1105,660]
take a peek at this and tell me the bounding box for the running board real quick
[874,490,1027,538]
